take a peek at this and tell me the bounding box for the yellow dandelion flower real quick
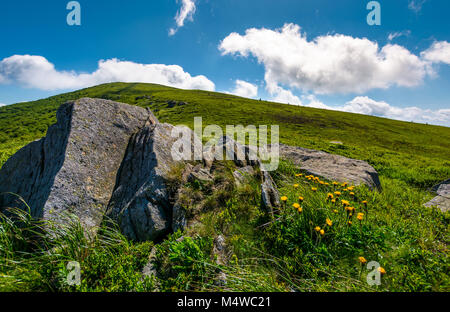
[327,193,334,199]
[333,182,339,186]
[343,188,348,192]
[378,267,387,275]
[342,182,348,187]
[297,207,303,213]
[345,206,354,212]
[326,218,333,226]
[350,192,355,196]
[293,203,300,209]
[357,213,364,221]
[334,191,341,196]
[311,187,318,192]
[320,229,325,236]
[314,226,321,232]
[281,196,288,202]
[348,221,352,226]
[358,257,367,264]
[298,196,304,202]
[362,200,368,206]
[293,184,299,188]
[333,209,338,213]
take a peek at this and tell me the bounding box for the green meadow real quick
[0,82,449,291]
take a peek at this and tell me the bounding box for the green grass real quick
[0,82,449,292]
[0,206,155,292]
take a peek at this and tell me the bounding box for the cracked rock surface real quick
[0,98,150,232]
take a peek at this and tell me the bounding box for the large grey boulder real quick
[106,122,203,241]
[424,179,450,212]
[0,98,152,232]
[276,144,381,190]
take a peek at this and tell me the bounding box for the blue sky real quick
[0,0,449,126]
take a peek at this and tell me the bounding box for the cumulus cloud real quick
[0,55,215,91]
[229,80,258,98]
[421,41,450,65]
[0,103,6,107]
[219,23,431,95]
[270,86,302,105]
[271,91,331,109]
[340,96,450,126]
[270,91,449,126]
[169,0,196,36]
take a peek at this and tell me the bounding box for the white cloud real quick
[302,95,449,126]
[301,94,330,109]
[0,103,6,107]
[388,30,411,41]
[270,90,450,126]
[0,55,215,91]
[270,86,302,105]
[340,96,450,126]
[408,0,427,13]
[421,41,450,65]
[169,0,196,36]
[229,80,258,98]
[219,23,431,95]
[270,88,330,108]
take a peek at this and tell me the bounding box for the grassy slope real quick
[0,82,449,291]
[1,82,449,187]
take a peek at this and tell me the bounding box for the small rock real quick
[213,235,227,265]
[261,171,280,216]
[172,192,187,233]
[188,165,214,183]
[424,179,450,212]
[214,272,227,287]
[233,166,255,186]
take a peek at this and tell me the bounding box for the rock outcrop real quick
[276,144,381,190]
[424,179,450,212]
[105,121,202,241]
[0,98,151,231]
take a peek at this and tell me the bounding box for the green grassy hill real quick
[1,82,449,187]
[0,82,449,292]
